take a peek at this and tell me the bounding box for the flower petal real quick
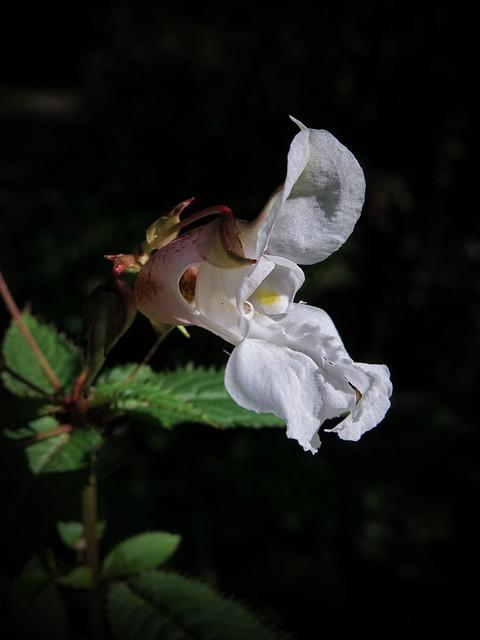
[249,256,305,315]
[224,338,324,453]
[248,303,391,442]
[195,261,253,342]
[135,223,246,343]
[266,126,366,264]
[134,224,214,327]
[325,362,392,441]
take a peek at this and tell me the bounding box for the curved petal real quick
[238,187,283,259]
[249,256,305,315]
[248,303,391,442]
[276,305,392,439]
[266,127,366,264]
[326,362,392,441]
[224,339,324,453]
[195,261,253,343]
[251,303,352,368]
[134,224,214,327]
[235,256,276,313]
[134,222,246,343]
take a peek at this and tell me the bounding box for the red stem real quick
[0,271,62,392]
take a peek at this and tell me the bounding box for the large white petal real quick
[266,126,366,264]
[248,303,391,442]
[251,303,352,368]
[276,304,392,440]
[224,339,324,453]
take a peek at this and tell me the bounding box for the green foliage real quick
[57,566,94,589]
[57,520,106,549]
[107,570,286,640]
[103,531,181,578]
[2,312,82,396]
[0,312,288,637]
[1,417,102,572]
[94,364,283,430]
[8,556,69,640]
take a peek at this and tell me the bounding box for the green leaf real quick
[10,583,69,639]
[1,418,102,574]
[9,555,50,616]
[57,566,94,589]
[8,556,69,639]
[103,532,181,578]
[107,570,287,640]
[94,365,283,430]
[2,312,82,396]
[57,520,106,550]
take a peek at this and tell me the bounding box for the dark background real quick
[1,2,477,637]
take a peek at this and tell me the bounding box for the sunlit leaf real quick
[2,312,82,396]
[94,365,283,430]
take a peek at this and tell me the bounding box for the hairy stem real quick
[83,474,99,577]
[0,271,62,392]
[125,327,173,382]
[83,473,104,639]
[2,424,73,450]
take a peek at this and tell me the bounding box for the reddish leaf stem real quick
[0,271,62,392]
[3,423,73,449]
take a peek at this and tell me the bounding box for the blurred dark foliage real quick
[0,1,477,636]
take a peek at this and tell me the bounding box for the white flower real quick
[134,118,392,453]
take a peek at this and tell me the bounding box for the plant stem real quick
[83,474,99,577]
[0,271,62,392]
[83,473,104,639]
[125,327,173,382]
[2,424,73,450]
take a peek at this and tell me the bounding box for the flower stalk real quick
[83,473,99,578]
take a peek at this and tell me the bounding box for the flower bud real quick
[144,198,195,253]
[82,277,137,389]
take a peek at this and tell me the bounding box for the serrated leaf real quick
[8,556,69,639]
[159,367,284,428]
[57,520,106,550]
[94,365,283,430]
[9,555,50,616]
[97,363,155,385]
[57,566,94,589]
[103,532,181,578]
[0,418,102,574]
[107,570,287,640]
[2,312,82,396]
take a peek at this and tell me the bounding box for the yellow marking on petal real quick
[254,289,281,307]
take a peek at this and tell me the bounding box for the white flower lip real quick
[134,118,392,453]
